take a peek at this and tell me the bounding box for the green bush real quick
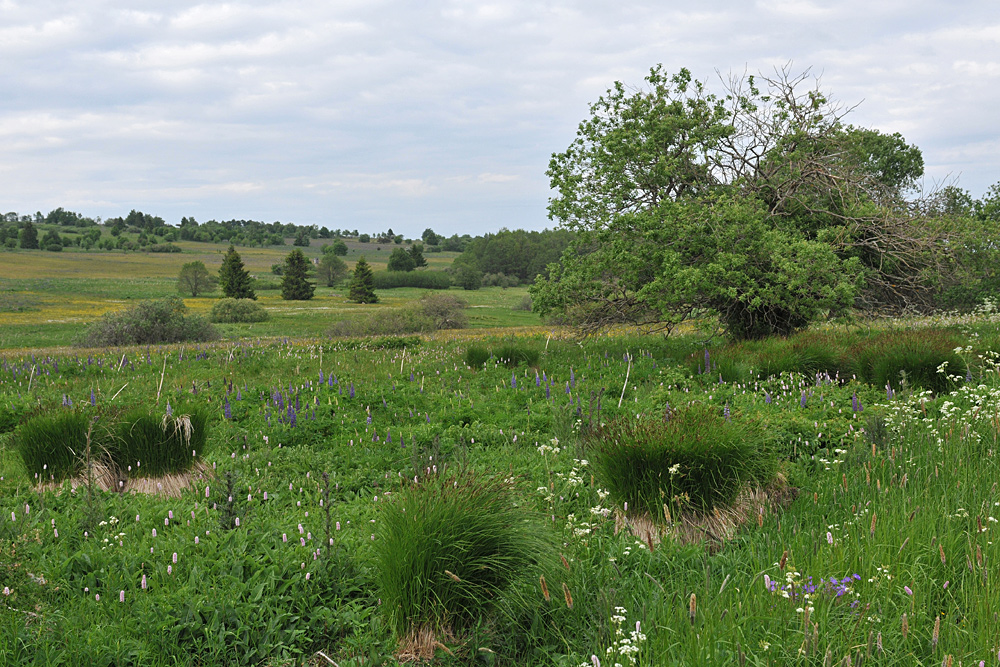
[375,470,549,645]
[252,278,282,291]
[110,409,210,477]
[334,335,422,350]
[148,243,182,253]
[371,271,452,290]
[76,297,219,347]
[15,411,92,483]
[211,298,270,323]
[329,295,466,337]
[417,293,467,329]
[587,403,775,515]
[328,308,435,337]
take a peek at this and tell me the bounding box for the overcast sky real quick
[2,1,998,237]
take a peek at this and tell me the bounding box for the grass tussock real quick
[587,403,777,515]
[850,328,966,394]
[14,410,91,483]
[464,343,540,368]
[15,406,210,489]
[109,409,210,477]
[375,470,550,652]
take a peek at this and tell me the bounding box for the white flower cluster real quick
[537,437,561,456]
[565,513,593,538]
[579,606,647,667]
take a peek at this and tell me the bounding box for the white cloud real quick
[0,0,998,236]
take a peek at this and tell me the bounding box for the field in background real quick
[0,242,539,349]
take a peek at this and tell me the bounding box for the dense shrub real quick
[148,243,182,253]
[210,298,270,323]
[481,272,521,288]
[329,295,468,337]
[15,411,92,482]
[417,293,467,329]
[375,471,549,651]
[371,271,452,290]
[253,278,282,291]
[76,297,219,347]
[587,403,775,514]
[328,308,435,337]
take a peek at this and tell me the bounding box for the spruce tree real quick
[407,243,427,268]
[280,249,315,300]
[19,221,39,249]
[219,245,256,300]
[347,256,378,303]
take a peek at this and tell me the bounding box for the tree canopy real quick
[318,253,348,287]
[531,65,979,338]
[387,247,417,272]
[177,261,217,297]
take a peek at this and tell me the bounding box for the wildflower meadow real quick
[2,312,1000,665]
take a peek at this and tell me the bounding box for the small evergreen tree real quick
[408,243,427,268]
[280,249,315,300]
[19,221,39,249]
[219,245,256,300]
[348,256,378,303]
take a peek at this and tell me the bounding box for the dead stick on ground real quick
[156,356,167,405]
[111,383,129,401]
[27,365,35,393]
[618,351,632,408]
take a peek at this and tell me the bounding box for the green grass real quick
[2,290,1000,663]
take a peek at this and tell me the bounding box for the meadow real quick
[2,245,1000,665]
[0,239,538,349]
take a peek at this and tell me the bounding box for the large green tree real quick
[177,261,217,297]
[280,249,315,300]
[317,253,348,287]
[347,256,378,303]
[387,247,416,272]
[532,65,970,338]
[219,245,256,300]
